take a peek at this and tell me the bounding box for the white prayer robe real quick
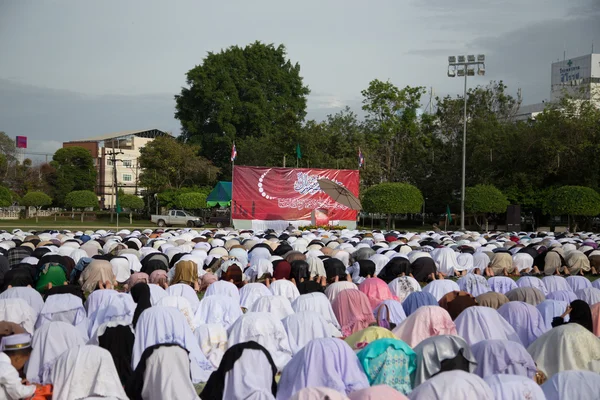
[0,353,36,400]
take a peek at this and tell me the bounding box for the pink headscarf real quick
[358,278,399,310]
[127,272,149,289]
[591,303,600,337]
[332,289,376,337]
[149,269,168,285]
[348,385,408,400]
[392,306,457,347]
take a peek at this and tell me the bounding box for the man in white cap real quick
[0,333,36,399]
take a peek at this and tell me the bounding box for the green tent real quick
[206,181,232,207]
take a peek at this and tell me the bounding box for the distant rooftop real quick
[67,128,170,143]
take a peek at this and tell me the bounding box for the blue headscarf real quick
[402,291,438,316]
[357,338,416,395]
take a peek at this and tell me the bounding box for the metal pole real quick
[422,197,425,226]
[460,71,468,231]
[230,160,234,228]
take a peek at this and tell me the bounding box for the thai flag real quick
[358,148,364,168]
[231,143,237,162]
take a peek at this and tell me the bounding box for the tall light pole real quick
[447,54,486,231]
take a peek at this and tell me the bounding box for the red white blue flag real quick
[231,143,237,162]
[358,148,364,168]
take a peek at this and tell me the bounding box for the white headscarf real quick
[541,370,600,400]
[87,293,135,339]
[227,312,293,371]
[26,321,87,384]
[239,283,272,309]
[0,298,37,335]
[137,346,200,400]
[194,323,228,369]
[269,279,300,302]
[132,306,213,383]
[291,292,342,337]
[306,257,326,278]
[0,287,44,316]
[250,296,294,320]
[50,345,129,400]
[157,295,196,331]
[205,281,240,304]
[166,284,201,313]
[109,257,131,283]
[368,254,389,275]
[282,312,330,355]
[193,295,243,330]
[247,259,273,282]
[148,284,167,305]
[223,347,276,400]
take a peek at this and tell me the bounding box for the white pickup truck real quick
[150,210,204,227]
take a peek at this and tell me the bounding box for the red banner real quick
[232,166,359,221]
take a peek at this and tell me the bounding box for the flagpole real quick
[230,158,235,229]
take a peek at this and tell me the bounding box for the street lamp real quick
[447,54,486,231]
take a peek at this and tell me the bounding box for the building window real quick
[122,174,133,182]
[123,160,132,167]
[107,159,114,166]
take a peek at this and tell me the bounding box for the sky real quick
[0,0,598,159]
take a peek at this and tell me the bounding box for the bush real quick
[362,182,423,214]
[175,192,208,210]
[465,184,509,214]
[547,185,600,217]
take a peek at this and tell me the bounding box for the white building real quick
[63,129,169,210]
[516,53,599,121]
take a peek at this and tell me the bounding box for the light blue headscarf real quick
[357,338,416,395]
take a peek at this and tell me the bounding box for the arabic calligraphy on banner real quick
[232,166,359,221]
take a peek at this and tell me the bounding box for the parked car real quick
[150,210,204,227]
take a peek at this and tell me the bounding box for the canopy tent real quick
[206,181,232,207]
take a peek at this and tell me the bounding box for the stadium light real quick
[447,54,487,230]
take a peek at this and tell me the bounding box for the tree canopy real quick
[49,147,96,206]
[175,192,207,210]
[21,191,52,208]
[0,186,12,208]
[119,194,144,211]
[362,182,423,214]
[175,41,310,172]
[138,136,218,193]
[465,184,509,214]
[547,186,600,217]
[65,190,98,209]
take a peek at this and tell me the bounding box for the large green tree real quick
[65,190,98,222]
[361,80,426,182]
[362,182,423,228]
[138,136,218,194]
[48,147,96,206]
[21,191,52,222]
[175,41,310,173]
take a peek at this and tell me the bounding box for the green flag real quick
[296,143,302,159]
[446,205,452,223]
[116,197,122,213]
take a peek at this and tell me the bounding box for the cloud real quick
[0,79,181,160]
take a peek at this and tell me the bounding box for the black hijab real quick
[1,265,35,292]
[410,257,437,283]
[323,258,346,282]
[99,325,135,385]
[140,259,168,275]
[125,343,186,400]
[131,283,152,328]
[200,341,277,400]
[569,300,594,333]
[357,260,376,278]
[290,260,310,283]
[297,280,324,295]
[43,284,85,302]
[378,258,410,283]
